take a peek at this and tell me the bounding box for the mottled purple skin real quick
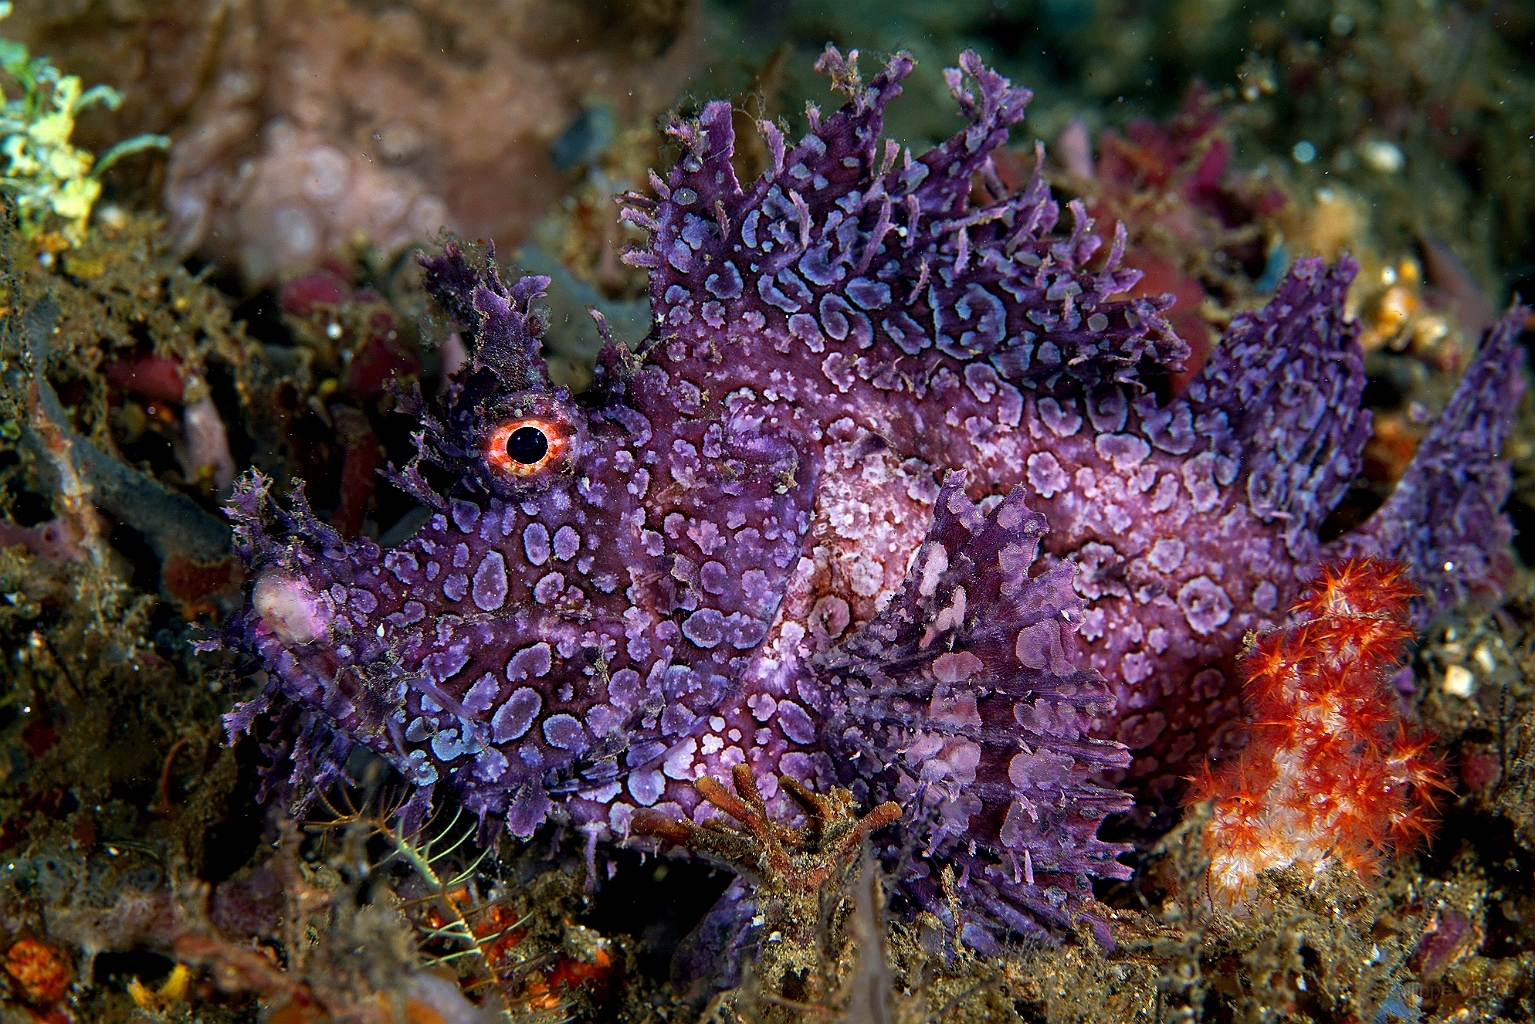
[219,46,1527,946]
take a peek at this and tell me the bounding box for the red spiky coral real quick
[1189,558,1452,909]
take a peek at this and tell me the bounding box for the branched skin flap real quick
[218,47,1527,948]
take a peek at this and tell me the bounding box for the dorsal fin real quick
[1139,257,1372,562]
[620,47,1187,391]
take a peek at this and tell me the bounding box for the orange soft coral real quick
[1190,558,1451,909]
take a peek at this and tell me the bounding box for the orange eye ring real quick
[485,417,566,477]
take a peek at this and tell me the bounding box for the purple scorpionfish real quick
[222,47,1527,946]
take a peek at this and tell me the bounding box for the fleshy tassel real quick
[1189,558,1452,910]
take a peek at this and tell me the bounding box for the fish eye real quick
[485,416,567,478]
[506,425,549,465]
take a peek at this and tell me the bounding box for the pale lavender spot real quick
[442,573,468,602]
[452,543,470,568]
[582,781,622,804]
[1177,576,1232,635]
[1026,452,1068,499]
[471,551,508,611]
[474,747,507,781]
[933,650,983,683]
[1038,397,1082,438]
[847,277,891,309]
[1146,539,1185,574]
[682,608,726,648]
[431,728,471,760]
[388,600,426,626]
[406,750,438,785]
[821,352,856,392]
[607,668,642,709]
[553,525,580,561]
[451,499,480,533]
[629,769,665,806]
[463,674,499,713]
[543,714,588,751]
[384,550,419,581]
[789,313,825,352]
[690,519,726,555]
[585,703,623,736]
[663,737,698,779]
[727,613,768,650]
[424,647,469,683]
[1122,651,1153,684]
[491,687,541,742]
[776,699,816,744]
[747,693,777,721]
[534,573,565,604]
[1095,433,1151,471]
[1087,389,1128,433]
[779,752,816,780]
[506,780,549,837]
[705,261,743,298]
[700,561,729,594]
[1015,620,1069,676]
[523,523,551,565]
[507,643,553,681]
[1181,452,1222,513]
[741,569,772,610]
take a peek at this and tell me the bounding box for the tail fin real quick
[1328,304,1528,617]
[814,473,1131,947]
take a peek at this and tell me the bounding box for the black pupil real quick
[507,426,549,465]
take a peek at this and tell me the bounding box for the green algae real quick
[0,2,167,246]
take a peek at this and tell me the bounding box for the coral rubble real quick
[0,0,700,285]
[633,762,899,1004]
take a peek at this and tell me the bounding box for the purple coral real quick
[218,44,1527,952]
